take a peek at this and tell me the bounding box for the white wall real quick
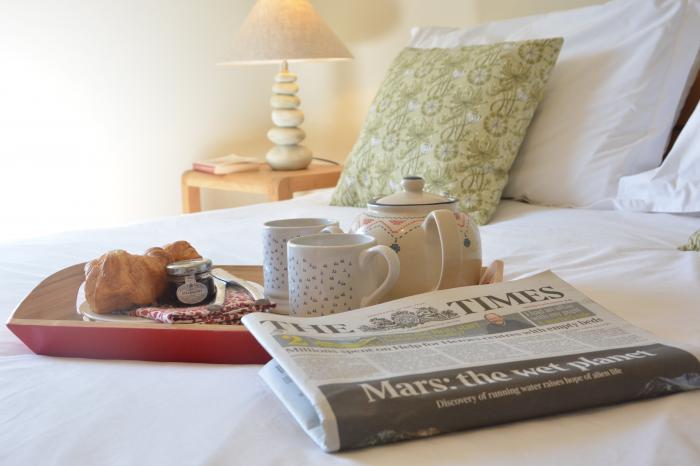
[0,0,603,242]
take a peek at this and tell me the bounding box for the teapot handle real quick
[423,209,461,291]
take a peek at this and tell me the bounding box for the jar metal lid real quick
[166,258,212,276]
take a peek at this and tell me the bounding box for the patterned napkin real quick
[126,289,275,324]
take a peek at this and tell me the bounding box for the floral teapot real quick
[349,176,481,301]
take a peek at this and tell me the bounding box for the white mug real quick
[287,233,400,317]
[263,218,340,313]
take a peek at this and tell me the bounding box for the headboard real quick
[668,68,700,153]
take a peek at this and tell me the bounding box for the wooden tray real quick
[6,261,505,365]
[6,265,271,365]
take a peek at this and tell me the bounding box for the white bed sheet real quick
[1,190,699,466]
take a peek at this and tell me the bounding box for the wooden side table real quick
[181,163,342,213]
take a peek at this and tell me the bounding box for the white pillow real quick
[410,0,700,209]
[615,103,700,213]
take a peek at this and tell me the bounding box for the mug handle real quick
[422,209,461,290]
[321,225,344,234]
[359,245,400,307]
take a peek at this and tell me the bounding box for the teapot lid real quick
[371,176,457,206]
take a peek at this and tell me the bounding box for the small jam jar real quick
[165,258,216,306]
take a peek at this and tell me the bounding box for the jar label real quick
[176,275,208,304]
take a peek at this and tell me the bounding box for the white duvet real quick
[1,190,699,466]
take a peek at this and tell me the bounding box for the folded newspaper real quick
[242,271,700,452]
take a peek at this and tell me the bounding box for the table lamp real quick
[222,0,353,170]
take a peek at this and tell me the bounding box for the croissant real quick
[84,241,201,314]
[160,240,201,262]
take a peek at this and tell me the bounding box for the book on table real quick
[192,154,261,175]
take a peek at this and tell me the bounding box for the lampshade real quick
[221,0,353,65]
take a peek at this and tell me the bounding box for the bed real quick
[1,187,699,465]
[3,0,700,463]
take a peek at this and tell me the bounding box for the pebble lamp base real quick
[266,145,312,170]
[266,61,313,171]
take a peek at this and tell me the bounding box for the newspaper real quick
[242,271,700,452]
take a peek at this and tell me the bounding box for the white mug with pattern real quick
[287,233,400,317]
[263,218,340,313]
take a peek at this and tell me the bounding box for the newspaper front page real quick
[242,271,700,452]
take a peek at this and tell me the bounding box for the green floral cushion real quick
[331,39,563,224]
[679,229,700,251]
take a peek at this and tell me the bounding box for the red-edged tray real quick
[6,264,271,365]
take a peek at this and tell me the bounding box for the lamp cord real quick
[311,157,340,165]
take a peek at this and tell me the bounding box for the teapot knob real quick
[401,176,425,193]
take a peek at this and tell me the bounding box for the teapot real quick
[348,176,481,301]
